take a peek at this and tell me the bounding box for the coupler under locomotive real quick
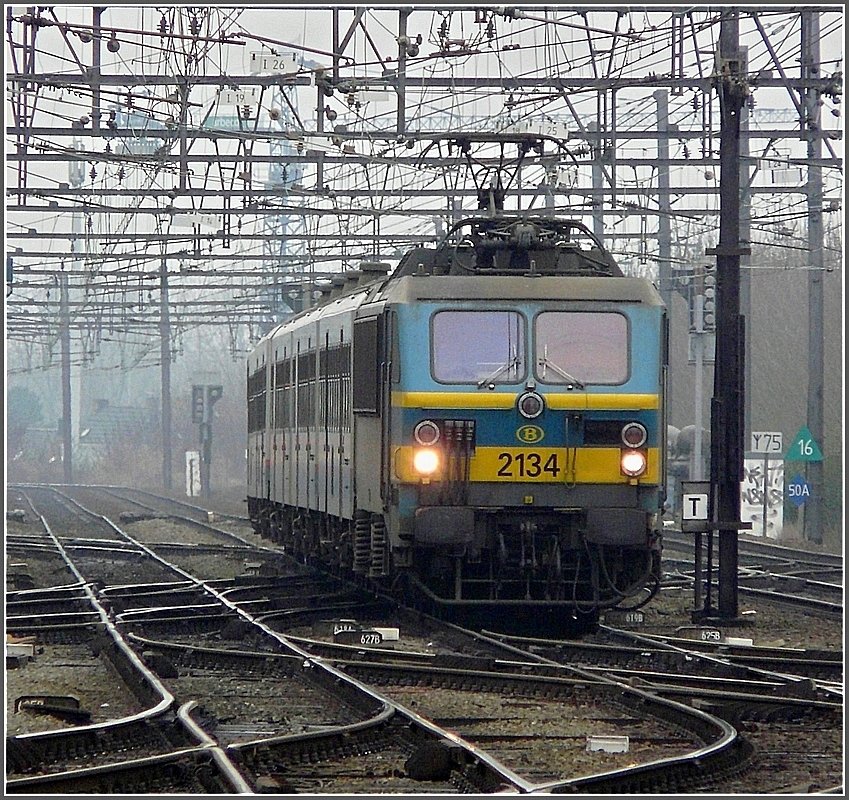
[407,506,660,607]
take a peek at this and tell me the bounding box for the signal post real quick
[705,10,750,621]
[192,384,223,498]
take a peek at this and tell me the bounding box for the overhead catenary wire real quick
[7,6,843,360]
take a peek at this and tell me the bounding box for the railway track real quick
[6,503,248,793]
[6,484,843,794]
[4,491,374,790]
[2,486,592,792]
[662,529,843,617]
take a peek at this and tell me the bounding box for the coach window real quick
[431,310,525,384]
[535,311,628,385]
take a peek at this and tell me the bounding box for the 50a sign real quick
[787,474,811,507]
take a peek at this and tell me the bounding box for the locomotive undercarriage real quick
[411,512,660,609]
[248,496,661,624]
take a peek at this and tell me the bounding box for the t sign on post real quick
[685,493,707,519]
[681,479,711,616]
[681,480,711,532]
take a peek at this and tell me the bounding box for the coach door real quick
[271,352,279,503]
[294,338,304,509]
[352,310,390,512]
[320,326,351,520]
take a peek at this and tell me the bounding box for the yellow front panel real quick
[394,445,660,484]
[556,393,659,410]
[392,391,515,409]
[392,391,659,411]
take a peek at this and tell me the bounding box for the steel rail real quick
[598,624,842,691]
[176,702,254,794]
[23,485,539,793]
[7,493,176,748]
[5,491,248,791]
[466,628,741,794]
[5,747,230,792]
[664,528,843,569]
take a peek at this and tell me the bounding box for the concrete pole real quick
[332,9,340,81]
[654,90,673,311]
[693,295,705,482]
[711,10,746,619]
[739,52,752,440]
[692,293,705,613]
[90,7,102,136]
[160,258,173,491]
[591,142,604,244]
[60,272,73,483]
[802,10,824,545]
[396,9,409,137]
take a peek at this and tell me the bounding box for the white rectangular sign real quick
[741,456,784,539]
[682,493,709,520]
[750,431,783,454]
[219,87,260,106]
[506,118,568,139]
[249,50,299,75]
[186,450,201,497]
[171,213,219,229]
[360,91,396,105]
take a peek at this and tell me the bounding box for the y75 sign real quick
[750,431,783,454]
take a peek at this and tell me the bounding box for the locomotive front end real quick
[383,223,667,625]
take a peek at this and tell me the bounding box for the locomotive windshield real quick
[431,310,525,384]
[535,311,629,385]
[430,309,629,386]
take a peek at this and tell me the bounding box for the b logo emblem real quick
[516,425,544,444]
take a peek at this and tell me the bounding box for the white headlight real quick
[413,448,440,476]
[621,450,647,477]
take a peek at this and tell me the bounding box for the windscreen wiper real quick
[476,354,519,389]
[537,354,585,388]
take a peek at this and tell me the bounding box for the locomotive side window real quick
[353,317,381,414]
[431,310,525,384]
[535,311,628,385]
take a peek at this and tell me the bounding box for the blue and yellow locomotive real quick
[247,214,667,632]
